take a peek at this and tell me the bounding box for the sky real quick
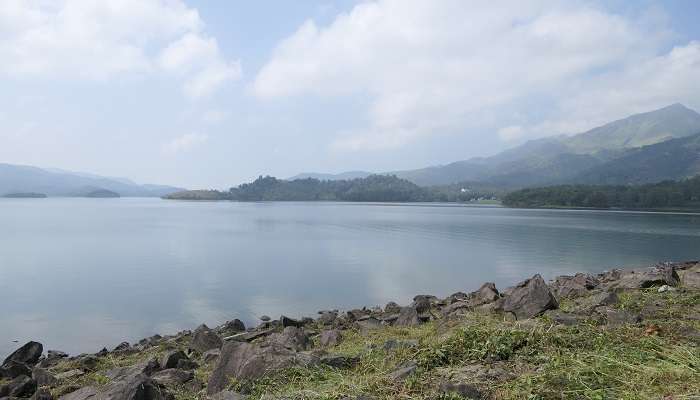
[1,0,699,189]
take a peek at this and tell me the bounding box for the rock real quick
[207,342,297,394]
[412,295,436,313]
[208,391,246,400]
[469,282,500,306]
[59,372,169,400]
[679,264,700,289]
[0,375,37,398]
[3,342,43,367]
[502,274,558,320]
[596,307,642,325]
[441,301,471,316]
[32,367,57,387]
[113,342,130,352]
[103,358,159,381]
[387,362,417,381]
[382,339,419,351]
[439,382,482,399]
[603,265,680,289]
[587,291,619,307]
[55,369,85,380]
[202,349,221,364]
[319,330,343,347]
[393,307,420,327]
[160,350,188,369]
[220,319,246,334]
[31,387,53,400]
[76,355,100,371]
[446,292,469,304]
[176,359,198,370]
[59,386,99,400]
[356,317,382,332]
[0,360,32,379]
[225,329,274,343]
[551,273,599,298]
[280,316,302,328]
[268,327,311,351]
[384,302,401,314]
[151,369,194,386]
[260,315,271,322]
[319,354,359,369]
[317,311,337,326]
[191,324,223,353]
[543,310,583,326]
[37,351,68,369]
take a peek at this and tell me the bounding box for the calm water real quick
[1,198,699,357]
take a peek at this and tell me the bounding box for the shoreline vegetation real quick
[163,174,700,213]
[2,261,699,399]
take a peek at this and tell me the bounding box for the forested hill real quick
[502,176,700,210]
[164,175,502,202]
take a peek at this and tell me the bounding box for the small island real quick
[84,189,120,198]
[2,192,47,198]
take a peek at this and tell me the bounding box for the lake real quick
[1,198,699,357]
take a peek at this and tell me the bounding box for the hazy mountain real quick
[571,132,700,185]
[392,104,700,186]
[0,163,184,197]
[288,171,372,181]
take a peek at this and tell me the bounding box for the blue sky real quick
[1,1,699,188]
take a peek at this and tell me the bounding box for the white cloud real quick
[162,132,208,154]
[254,0,688,150]
[0,0,239,97]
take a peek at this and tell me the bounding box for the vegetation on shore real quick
[503,175,700,210]
[164,175,502,203]
[3,262,698,400]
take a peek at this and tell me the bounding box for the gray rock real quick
[208,391,246,400]
[220,319,246,334]
[502,274,558,320]
[3,342,43,368]
[58,386,99,400]
[32,367,57,387]
[384,302,401,314]
[31,387,53,400]
[317,311,337,326]
[387,362,417,381]
[393,307,420,327]
[55,369,85,381]
[543,310,583,326]
[207,342,297,394]
[0,375,37,398]
[62,361,170,400]
[225,329,274,343]
[191,324,223,353]
[160,350,188,370]
[202,349,221,364]
[439,382,482,399]
[151,368,194,386]
[280,316,302,328]
[260,316,271,322]
[176,359,198,370]
[356,317,382,332]
[76,355,99,371]
[268,327,311,351]
[596,307,642,325]
[550,273,599,298]
[112,342,130,352]
[603,265,680,289]
[412,295,436,313]
[680,264,700,289]
[0,360,32,379]
[319,330,343,347]
[470,282,500,306]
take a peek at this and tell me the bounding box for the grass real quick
[39,289,700,399]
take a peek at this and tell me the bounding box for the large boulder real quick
[601,264,680,289]
[60,362,169,400]
[267,327,311,351]
[393,307,420,327]
[0,360,32,379]
[2,342,43,370]
[319,330,343,347]
[190,324,223,353]
[160,350,188,370]
[151,369,194,386]
[0,374,37,398]
[679,263,700,289]
[550,273,599,298]
[469,282,500,306]
[502,274,558,320]
[207,342,297,394]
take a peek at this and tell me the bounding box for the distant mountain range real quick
[0,164,184,197]
[295,104,700,188]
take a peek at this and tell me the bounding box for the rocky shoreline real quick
[2,261,699,399]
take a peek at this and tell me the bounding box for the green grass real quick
[41,289,700,400]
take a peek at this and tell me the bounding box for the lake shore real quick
[2,261,699,399]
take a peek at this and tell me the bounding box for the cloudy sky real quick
[1,0,699,188]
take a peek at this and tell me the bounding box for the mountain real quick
[571,132,700,185]
[0,163,184,197]
[390,104,700,187]
[288,171,372,181]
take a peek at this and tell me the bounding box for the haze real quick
[1,0,700,189]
